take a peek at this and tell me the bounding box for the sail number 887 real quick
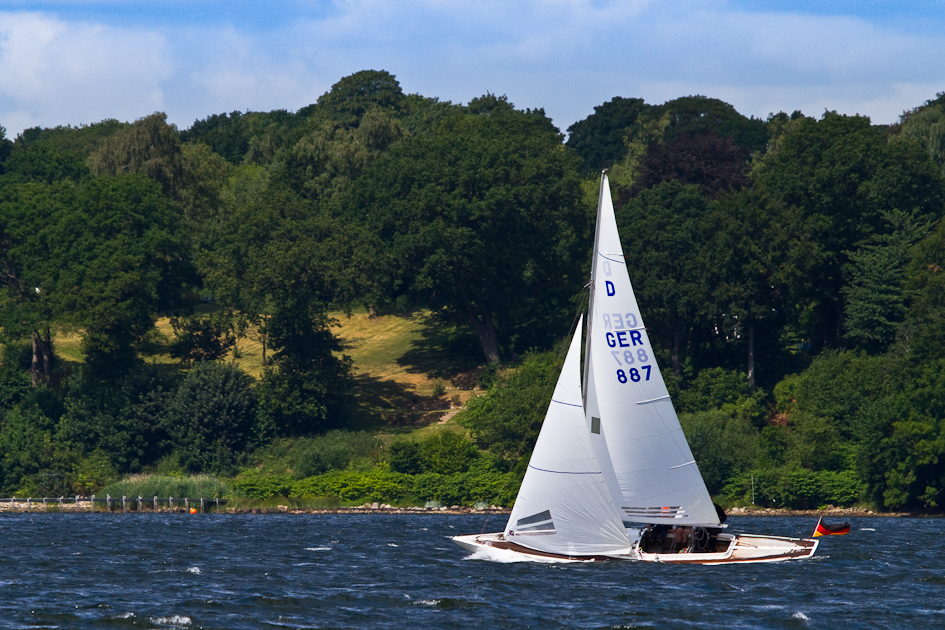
[617,366,650,383]
[611,349,651,382]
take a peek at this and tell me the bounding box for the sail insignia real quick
[622,506,685,519]
[511,510,556,536]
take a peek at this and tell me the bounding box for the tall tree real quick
[346,96,584,363]
[298,69,405,128]
[651,95,769,153]
[616,180,713,375]
[88,113,184,199]
[63,175,192,375]
[0,174,191,381]
[628,131,751,200]
[895,92,945,176]
[565,96,651,174]
[705,190,819,389]
[753,111,945,350]
[203,171,355,434]
[842,210,933,353]
[282,108,407,201]
[0,181,66,385]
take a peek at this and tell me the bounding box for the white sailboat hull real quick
[637,533,818,564]
[453,531,818,564]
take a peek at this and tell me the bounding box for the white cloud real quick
[0,11,171,134]
[1,2,944,137]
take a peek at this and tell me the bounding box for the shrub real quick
[459,351,558,464]
[676,367,751,414]
[289,431,383,477]
[722,468,859,509]
[169,314,235,366]
[410,459,519,506]
[291,469,411,503]
[388,440,424,474]
[231,474,294,499]
[162,361,259,475]
[679,409,759,495]
[388,431,479,475]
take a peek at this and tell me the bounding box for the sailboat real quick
[452,173,818,564]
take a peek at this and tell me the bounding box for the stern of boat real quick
[637,532,818,564]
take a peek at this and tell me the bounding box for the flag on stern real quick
[812,516,850,537]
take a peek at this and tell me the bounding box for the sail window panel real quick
[591,417,601,434]
[517,510,553,527]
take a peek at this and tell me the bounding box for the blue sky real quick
[1,1,944,137]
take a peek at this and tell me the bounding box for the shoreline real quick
[0,502,934,517]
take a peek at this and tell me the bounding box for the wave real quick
[151,615,192,626]
[463,546,581,564]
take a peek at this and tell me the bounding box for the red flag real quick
[813,516,850,537]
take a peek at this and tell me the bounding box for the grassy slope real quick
[53,309,484,438]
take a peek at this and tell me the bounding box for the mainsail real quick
[584,174,718,526]
[504,316,632,556]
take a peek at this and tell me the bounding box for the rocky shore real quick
[0,499,933,517]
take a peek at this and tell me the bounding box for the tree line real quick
[0,70,943,511]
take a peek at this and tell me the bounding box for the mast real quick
[583,170,608,407]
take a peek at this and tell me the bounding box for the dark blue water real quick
[0,513,941,629]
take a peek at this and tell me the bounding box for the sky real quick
[1,1,944,138]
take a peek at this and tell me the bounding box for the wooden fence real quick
[0,495,229,513]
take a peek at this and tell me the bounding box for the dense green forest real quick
[1,70,943,512]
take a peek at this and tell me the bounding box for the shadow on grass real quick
[344,372,453,434]
[396,316,483,381]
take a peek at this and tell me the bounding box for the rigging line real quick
[480,284,590,535]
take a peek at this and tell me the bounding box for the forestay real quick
[585,175,718,526]
[504,316,632,555]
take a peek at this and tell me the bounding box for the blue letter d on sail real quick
[605,281,615,296]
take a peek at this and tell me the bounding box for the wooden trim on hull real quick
[487,540,615,562]
[452,533,621,562]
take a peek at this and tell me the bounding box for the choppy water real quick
[0,513,941,629]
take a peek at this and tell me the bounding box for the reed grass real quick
[99,474,231,499]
